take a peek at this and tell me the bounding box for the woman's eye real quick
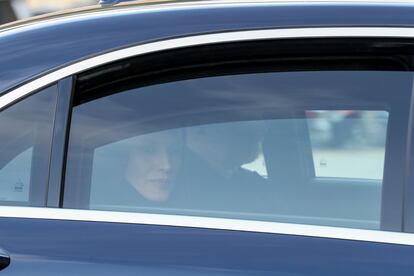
[168,145,182,155]
[143,147,157,154]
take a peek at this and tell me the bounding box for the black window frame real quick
[46,77,75,207]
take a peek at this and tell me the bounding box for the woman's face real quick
[125,131,183,202]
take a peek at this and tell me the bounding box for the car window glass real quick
[0,85,57,205]
[64,71,413,230]
[0,148,32,202]
[307,110,388,180]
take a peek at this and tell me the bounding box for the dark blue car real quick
[1,0,414,274]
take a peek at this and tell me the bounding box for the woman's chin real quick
[142,189,170,202]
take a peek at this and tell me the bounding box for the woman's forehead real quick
[133,129,184,145]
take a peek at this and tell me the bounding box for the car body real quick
[1,0,414,275]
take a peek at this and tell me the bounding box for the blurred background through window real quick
[0,0,96,25]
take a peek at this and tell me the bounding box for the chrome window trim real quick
[2,27,414,108]
[0,206,414,246]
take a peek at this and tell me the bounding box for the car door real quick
[1,29,414,275]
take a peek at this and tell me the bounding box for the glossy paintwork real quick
[1,217,414,275]
[1,2,414,94]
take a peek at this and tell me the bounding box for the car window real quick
[64,69,413,230]
[0,85,57,205]
[0,148,32,202]
[307,110,388,180]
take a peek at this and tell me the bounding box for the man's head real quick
[186,120,266,174]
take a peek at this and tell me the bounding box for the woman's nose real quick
[158,151,172,171]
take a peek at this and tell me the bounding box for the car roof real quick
[1,0,414,95]
[2,0,413,32]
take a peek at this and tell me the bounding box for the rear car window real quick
[64,70,413,230]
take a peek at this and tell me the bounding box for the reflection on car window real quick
[64,71,413,230]
[0,85,57,205]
